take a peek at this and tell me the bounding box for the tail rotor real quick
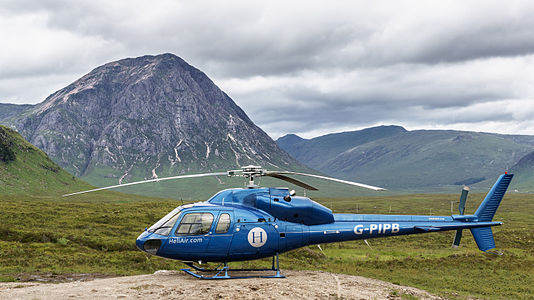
[452,186,469,248]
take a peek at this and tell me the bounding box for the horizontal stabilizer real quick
[413,222,501,232]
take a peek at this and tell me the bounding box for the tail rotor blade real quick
[452,229,463,248]
[459,186,469,215]
[452,186,469,248]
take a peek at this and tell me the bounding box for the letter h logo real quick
[248,227,267,248]
[252,231,263,243]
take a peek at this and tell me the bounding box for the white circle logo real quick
[247,227,267,248]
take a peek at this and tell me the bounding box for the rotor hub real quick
[229,165,266,188]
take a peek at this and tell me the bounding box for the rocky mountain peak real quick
[13,53,298,186]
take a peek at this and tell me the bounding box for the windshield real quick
[148,207,182,236]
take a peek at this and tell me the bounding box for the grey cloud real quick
[228,59,527,138]
[0,72,81,103]
[409,16,534,64]
[249,98,517,139]
[2,0,534,137]
[4,1,534,78]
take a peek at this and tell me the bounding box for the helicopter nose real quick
[135,233,146,251]
[136,231,163,255]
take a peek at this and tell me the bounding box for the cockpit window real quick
[147,208,182,236]
[215,213,231,234]
[176,213,214,235]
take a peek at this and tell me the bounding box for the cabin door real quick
[206,211,234,257]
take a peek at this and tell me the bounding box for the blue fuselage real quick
[136,198,500,262]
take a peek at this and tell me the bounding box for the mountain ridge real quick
[277,126,534,190]
[277,125,407,171]
[4,53,303,197]
[0,103,34,125]
[509,150,534,191]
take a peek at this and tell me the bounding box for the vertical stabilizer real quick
[470,173,513,252]
[474,174,513,222]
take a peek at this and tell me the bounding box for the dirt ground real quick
[0,270,445,300]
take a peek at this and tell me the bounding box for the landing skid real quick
[181,253,285,279]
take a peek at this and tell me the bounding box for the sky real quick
[1,0,534,139]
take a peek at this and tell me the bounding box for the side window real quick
[215,213,231,234]
[176,213,214,235]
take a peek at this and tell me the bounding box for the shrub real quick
[0,129,16,163]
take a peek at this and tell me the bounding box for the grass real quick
[0,191,532,299]
[298,193,534,299]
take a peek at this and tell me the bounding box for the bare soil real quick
[0,270,445,299]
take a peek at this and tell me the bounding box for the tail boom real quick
[313,174,513,252]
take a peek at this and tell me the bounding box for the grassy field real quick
[0,191,532,299]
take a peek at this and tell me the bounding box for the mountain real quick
[509,151,534,191]
[0,125,90,195]
[277,126,407,170]
[5,54,302,197]
[277,127,534,190]
[0,103,34,124]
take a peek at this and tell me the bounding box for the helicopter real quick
[64,165,513,279]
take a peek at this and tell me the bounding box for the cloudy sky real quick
[1,0,534,139]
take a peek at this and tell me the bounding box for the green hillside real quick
[329,130,532,189]
[278,127,534,191]
[0,125,91,196]
[277,125,406,169]
[509,150,534,192]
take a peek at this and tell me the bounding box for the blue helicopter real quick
[65,165,513,279]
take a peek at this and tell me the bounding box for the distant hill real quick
[509,151,534,192]
[1,54,306,198]
[277,126,407,170]
[277,127,534,191]
[0,103,34,124]
[0,125,90,195]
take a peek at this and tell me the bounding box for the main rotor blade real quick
[266,173,318,190]
[269,171,386,191]
[63,172,228,197]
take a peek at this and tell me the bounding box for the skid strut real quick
[181,253,285,279]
